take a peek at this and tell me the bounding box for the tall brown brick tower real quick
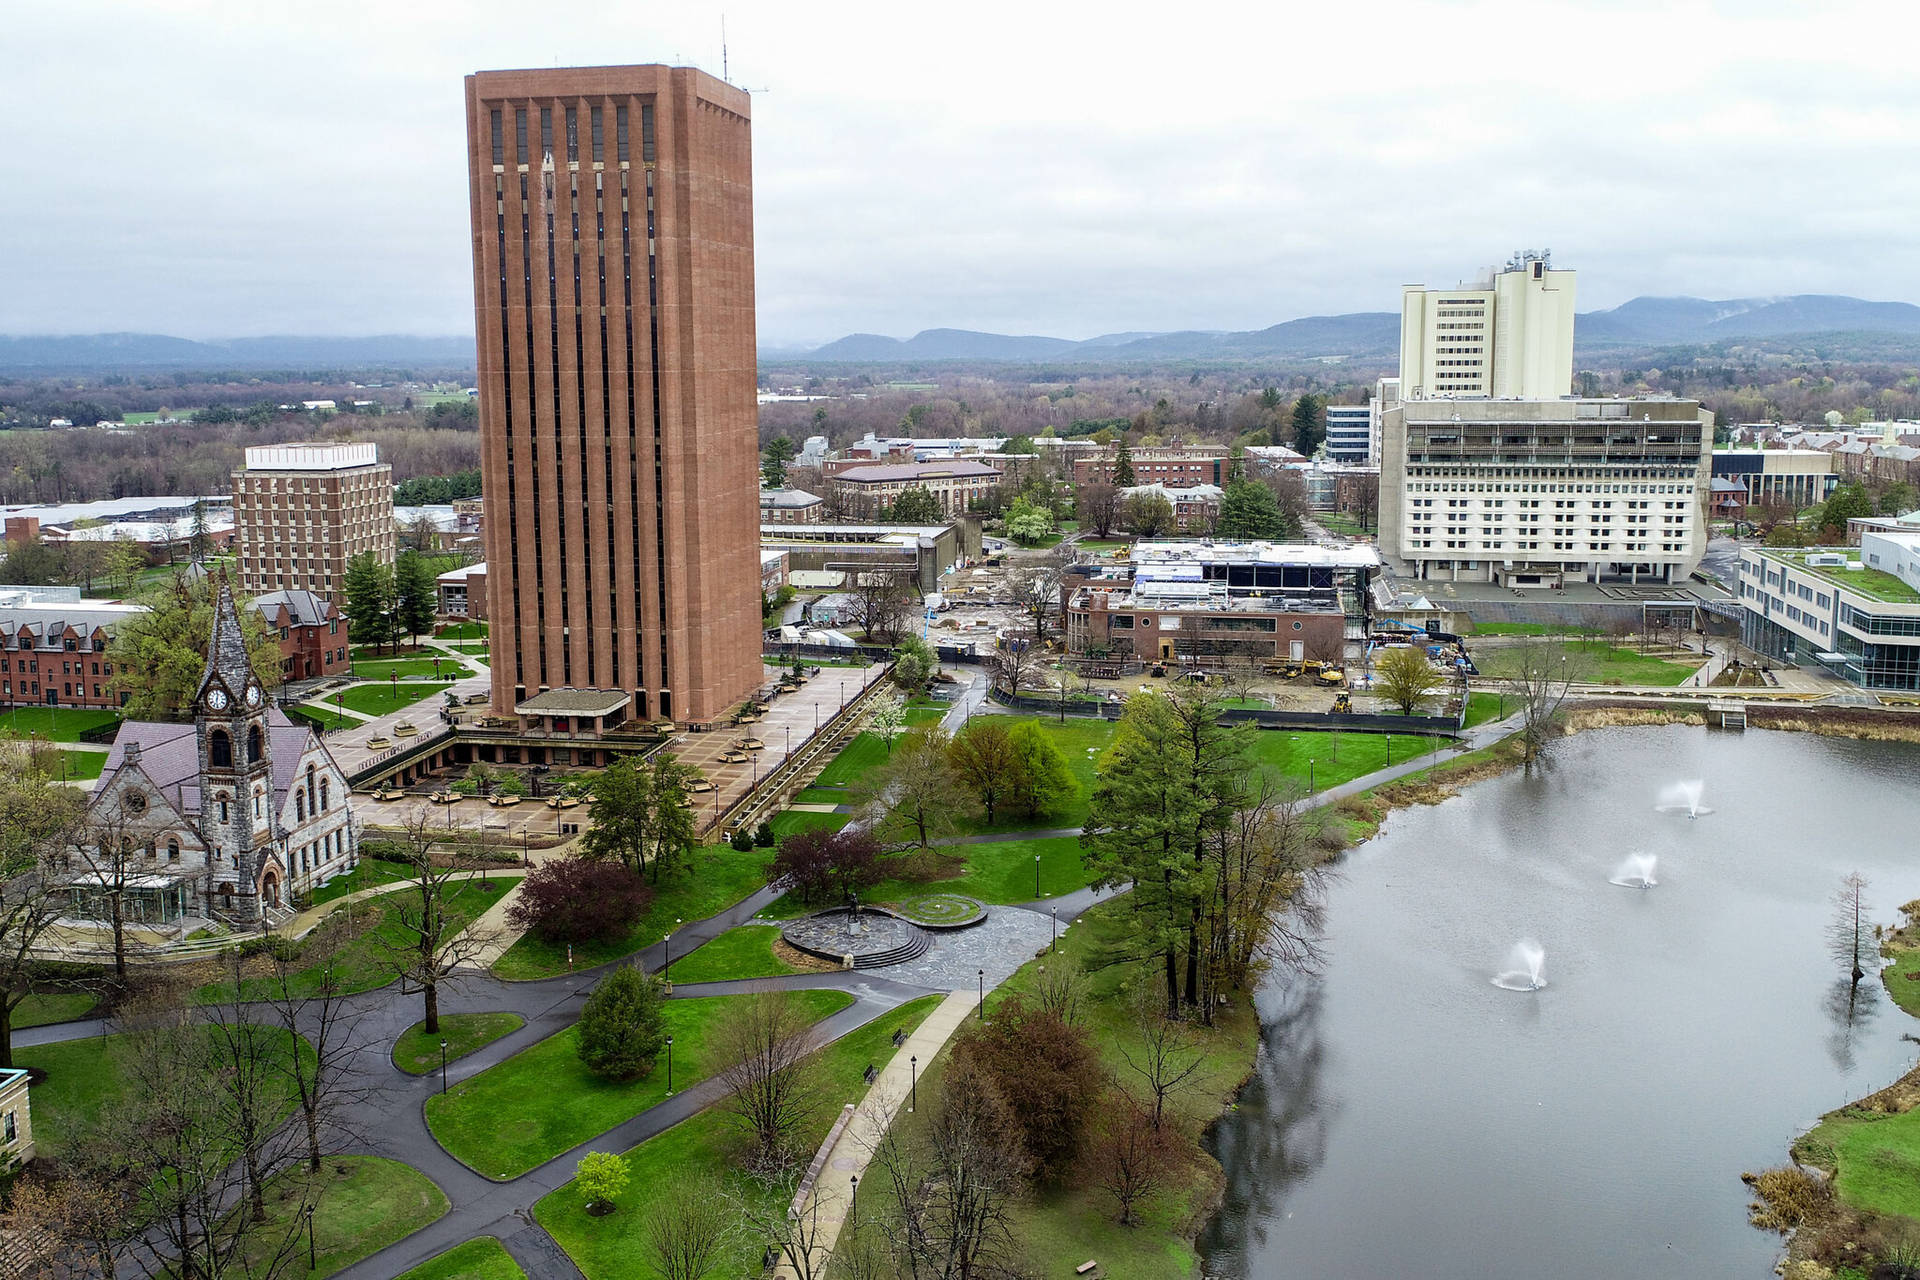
[463,65,761,727]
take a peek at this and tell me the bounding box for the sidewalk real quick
[777,988,979,1279]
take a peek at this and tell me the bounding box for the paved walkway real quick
[776,989,979,1279]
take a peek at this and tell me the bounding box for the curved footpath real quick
[18,716,1523,1280]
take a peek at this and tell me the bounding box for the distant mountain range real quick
[0,333,476,372]
[776,294,1920,364]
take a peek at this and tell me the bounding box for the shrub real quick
[506,856,653,943]
[493,773,526,796]
[767,828,881,904]
[576,966,667,1081]
[752,820,776,848]
[729,827,754,852]
[1745,1164,1831,1232]
[575,1151,630,1212]
[234,934,300,962]
[953,995,1103,1181]
[360,838,407,863]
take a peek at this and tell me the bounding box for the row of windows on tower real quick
[491,103,655,167]
[207,725,262,768]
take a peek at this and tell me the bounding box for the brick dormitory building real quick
[232,443,395,601]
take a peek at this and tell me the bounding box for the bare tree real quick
[1830,871,1874,988]
[643,1176,734,1280]
[64,804,164,983]
[995,637,1040,697]
[714,987,827,1178]
[864,1058,1027,1279]
[732,1177,835,1280]
[0,757,87,1067]
[1,1166,139,1279]
[204,951,302,1223]
[1006,548,1071,644]
[263,916,370,1172]
[1078,481,1120,538]
[1502,636,1586,772]
[848,568,915,644]
[853,725,965,850]
[1090,1096,1175,1227]
[1116,986,1208,1130]
[380,812,486,1035]
[1032,957,1092,1029]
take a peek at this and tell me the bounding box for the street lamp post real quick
[910,1054,917,1113]
[978,968,985,1020]
[1035,853,1041,898]
[1051,905,1058,953]
[1308,758,1315,796]
[439,1039,448,1095]
[665,1034,674,1096]
[848,1174,858,1227]
[305,1204,316,1272]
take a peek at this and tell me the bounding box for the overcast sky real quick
[9,0,1920,348]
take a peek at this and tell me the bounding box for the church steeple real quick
[195,570,281,922]
[198,572,265,716]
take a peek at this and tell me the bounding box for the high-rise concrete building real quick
[1398,251,1576,400]
[232,443,394,601]
[463,65,762,726]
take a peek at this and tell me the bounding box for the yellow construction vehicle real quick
[1317,666,1347,686]
[1331,691,1353,713]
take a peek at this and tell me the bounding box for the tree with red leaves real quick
[767,828,883,905]
[506,855,653,943]
[952,996,1104,1181]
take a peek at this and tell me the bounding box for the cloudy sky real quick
[9,0,1920,348]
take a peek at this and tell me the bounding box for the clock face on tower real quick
[245,684,262,707]
[206,688,229,711]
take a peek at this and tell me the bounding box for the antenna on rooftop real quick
[722,14,729,82]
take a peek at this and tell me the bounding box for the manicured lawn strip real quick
[297,700,365,731]
[198,876,517,1003]
[536,995,943,1280]
[446,642,491,657]
[813,732,890,787]
[335,681,457,717]
[427,989,852,1180]
[664,925,798,983]
[1473,641,1701,687]
[20,1027,313,1159]
[1883,949,1920,1020]
[52,749,106,780]
[492,847,774,981]
[436,622,490,640]
[768,810,850,840]
[251,1156,448,1279]
[1245,725,1446,789]
[761,835,1088,918]
[794,785,848,805]
[1462,690,1505,728]
[905,707,945,726]
[395,1237,526,1280]
[950,716,1116,836]
[1798,1106,1920,1222]
[14,990,99,1028]
[351,657,474,681]
[309,858,413,903]
[0,706,121,741]
[393,1012,526,1075]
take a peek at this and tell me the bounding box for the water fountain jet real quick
[1492,939,1547,991]
[1656,780,1711,817]
[1609,852,1659,889]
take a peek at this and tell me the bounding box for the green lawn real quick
[1798,1106,1920,1222]
[352,657,474,682]
[14,990,99,1028]
[1244,726,1446,791]
[199,876,516,1004]
[427,989,852,1180]
[335,681,458,717]
[493,847,774,981]
[762,835,1088,918]
[1883,949,1920,1020]
[396,1238,526,1280]
[447,642,491,657]
[296,701,365,731]
[768,810,850,840]
[1075,538,1133,551]
[1462,690,1506,728]
[437,622,490,640]
[310,858,413,904]
[20,1026,312,1159]
[393,1012,526,1075]
[52,749,106,780]
[663,925,798,984]
[1473,640,1702,687]
[813,732,891,788]
[951,716,1116,835]
[253,1156,448,1279]
[0,706,120,741]
[535,995,942,1280]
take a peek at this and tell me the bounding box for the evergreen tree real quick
[1291,394,1325,455]
[394,552,439,647]
[342,553,397,651]
[577,966,667,1080]
[188,500,213,563]
[762,436,799,488]
[1215,480,1294,541]
[1113,436,1136,487]
[888,485,942,524]
[1817,482,1874,536]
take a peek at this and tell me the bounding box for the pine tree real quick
[1215,480,1292,541]
[394,553,439,647]
[1113,436,1136,487]
[1291,394,1325,455]
[342,553,397,651]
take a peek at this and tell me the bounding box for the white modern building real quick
[1399,251,1576,400]
[1323,403,1373,463]
[1738,531,1920,690]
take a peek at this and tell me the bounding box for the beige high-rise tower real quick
[1397,251,1576,400]
[463,65,762,726]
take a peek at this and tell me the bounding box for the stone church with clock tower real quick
[58,576,358,930]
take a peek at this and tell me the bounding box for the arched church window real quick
[218,793,230,824]
[295,793,305,822]
[210,729,231,768]
[320,778,330,811]
[248,725,263,763]
[167,839,180,863]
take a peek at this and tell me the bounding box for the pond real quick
[1199,725,1920,1280]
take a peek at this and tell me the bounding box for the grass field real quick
[1465,621,1602,637]
[309,858,412,904]
[296,700,365,731]
[393,1012,526,1075]
[352,657,473,682]
[427,989,852,1180]
[1474,640,1702,687]
[446,642,491,657]
[0,706,121,741]
[1798,1105,1920,1222]
[14,991,100,1028]
[1462,690,1506,728]
[396,1238,526,1280]
[198,875,515,1004]
[952,716,1115,835]
[437,621,490,640]
[768,810,851,839]
[663,925,797,984]
[335,681,457,717]
[492,847,774,981]
[252,1156,448,1279]
[1244,725,1447,790]
[535,995,942,1280]
[20,1025,313,1159]
[762,834,1088,918]
[51,748,107,780]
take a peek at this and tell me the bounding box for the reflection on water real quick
[1199,727,1920,1280]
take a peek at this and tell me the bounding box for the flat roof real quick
[1129,540,1383,571]
[515,689,633,716]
